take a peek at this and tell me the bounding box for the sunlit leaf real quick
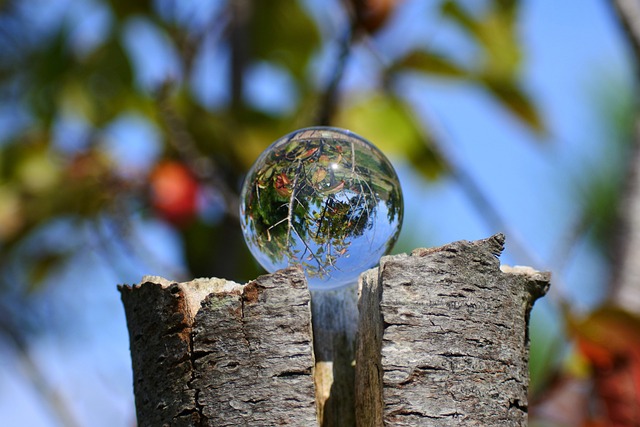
[441,0,522,78]
[440,0,478,40]
[569,306,640,357]
[0,184,23,241]
[311,167,327,184]
[431,2,542,134]
[17,147,61,194]
[335,94,446,180]
[394,50,470,79]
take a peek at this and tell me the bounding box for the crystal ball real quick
[239,127,403,289]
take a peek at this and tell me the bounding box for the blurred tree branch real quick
[611,0,640,72]
[230,0,250,111]
[317,24,356,126]
[608,0,640,312]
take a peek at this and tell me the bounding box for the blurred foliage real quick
[570,307,640,425]
[7,0,640,425]
[579,77,637,259]
[0,0,542,292]
[529,75,640,426]
[531,305,640,426]
[0,0,640,425]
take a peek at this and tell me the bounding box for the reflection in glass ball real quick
[239,127,403,290]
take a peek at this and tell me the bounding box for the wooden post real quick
[355,234,549,426]
[119,234,549,426]
[119,268,317,426]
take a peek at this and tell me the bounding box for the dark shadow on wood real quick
[310,285,359,427]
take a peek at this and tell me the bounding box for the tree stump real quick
[119,234,549,426]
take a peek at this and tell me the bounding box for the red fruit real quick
[150,161,199,225]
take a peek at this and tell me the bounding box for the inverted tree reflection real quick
[240,128,403,288]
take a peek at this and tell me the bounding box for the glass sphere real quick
[239,127,403,289]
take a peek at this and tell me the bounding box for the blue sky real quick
[0,0,633,425]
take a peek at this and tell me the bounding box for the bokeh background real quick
[1,0,639,425]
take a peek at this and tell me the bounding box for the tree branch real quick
[317,22,357,126]
[611,0,640,72]
[606,1,640,311]
[230,0,250,111]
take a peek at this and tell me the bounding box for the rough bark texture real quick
[119,267,317,427]
[355,234,550,426]
[119,234,549,427]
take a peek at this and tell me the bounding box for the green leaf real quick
[28,251,71,290]
[335,94,446,180]
[480,77,546,134]
[249,0,320,80]
[394,50,470,79]
[495,0,519,16]
[76,37,137,125]
[441,0,479,40]
[26,26,74,127]
[441,0,522,79]
[436,1,540,133]
[108,0,154,20]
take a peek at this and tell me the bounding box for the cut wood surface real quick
[119,234,549,426]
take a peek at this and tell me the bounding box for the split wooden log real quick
[119,234,549,426]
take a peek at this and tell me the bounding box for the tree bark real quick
[119,234,549,426]
[355,234,549,426]
[119,268,317,426]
